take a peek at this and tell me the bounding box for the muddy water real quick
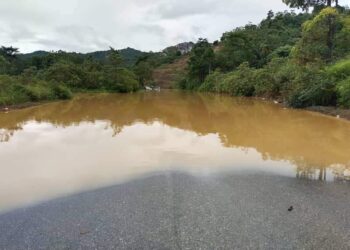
[0,91,350,212]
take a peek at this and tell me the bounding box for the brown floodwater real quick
[0,91,350,212]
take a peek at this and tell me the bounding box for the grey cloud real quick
[153,0,218,19]
[131,24,165,36]
[33,25,112,52]
[5,0,349,53]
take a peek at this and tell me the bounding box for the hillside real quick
[151,43,220,89]
[19,47,145,67]
[19,50,49,59]
[86,47,145,66]
[152,55,189,89]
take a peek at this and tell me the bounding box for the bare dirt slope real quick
[152,56,189,89]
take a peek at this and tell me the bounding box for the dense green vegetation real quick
[1,1,349,111]
[0,47,141,106]
[19,47,145,68]
[180,4,350,109]
[0,37,191,106]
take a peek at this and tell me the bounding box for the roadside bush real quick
[328,58,350,108]
[0,74,73,106]
[114,68,139,92]
[199,70,225,92]
[336,77,350,108]
[2,83,30,105]
[223,63,255,96]
[0,76,28,105]
[0,56,10,75]
[25,83,54,101]
[102,68,139,93]
[43,62,84,88]
[80,71,103,90]
[176,77,201,90]
[0,74,16,85]
[52,83,73,100]
[0,96,9,106]
[175,78,187,90]
[287,81,336,108]
[253,68,277,97]
[253,59,289,98]
[285,67,336,108]
[327,58,350,80]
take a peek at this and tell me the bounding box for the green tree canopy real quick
[0,46,19,60]
[282,0,337,10]
[188,38,215,83]
[216,11,310,71]
[107,47,123,68]
[293,7,350,64]
[134,61,153,86]
[0,55,10,74]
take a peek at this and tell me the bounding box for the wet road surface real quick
[0,172,349,249]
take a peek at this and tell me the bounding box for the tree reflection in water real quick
[0,91,350,182]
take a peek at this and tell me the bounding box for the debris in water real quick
[145,85,161,92]
[288,206,293,212]
[80,229,90,235]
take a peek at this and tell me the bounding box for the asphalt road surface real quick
[0,172,349,249]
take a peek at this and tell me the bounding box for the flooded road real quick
[0,91,350,212]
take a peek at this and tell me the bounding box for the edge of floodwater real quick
[0,101,54,112]
[1,91,350,122]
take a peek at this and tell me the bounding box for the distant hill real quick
[86,47,145,66]
[19,50,50,60]
[19,47,145,67]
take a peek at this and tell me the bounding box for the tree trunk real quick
[327,0,332,6]
[327,14,336,62]
[318,168,323,181]
[305,0,310,13]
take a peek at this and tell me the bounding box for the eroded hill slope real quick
[152,56,189,89]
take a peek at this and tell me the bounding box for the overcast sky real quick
[0,0,349,53]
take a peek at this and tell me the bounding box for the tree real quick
[188,38,215,83]
[0,55,10,74]
[105,47,124,86]
[107,47,123,68]
[293,7,349,64]
[43,61,84,88]
[134,61,153,86]
[0,46,19,60]
[282,0,336,11]
[0,46,21,74]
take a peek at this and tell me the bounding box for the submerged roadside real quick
[0,89,132,112]
[262,97,350,121]
[1,91,350,122]
[306,106,350,120]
